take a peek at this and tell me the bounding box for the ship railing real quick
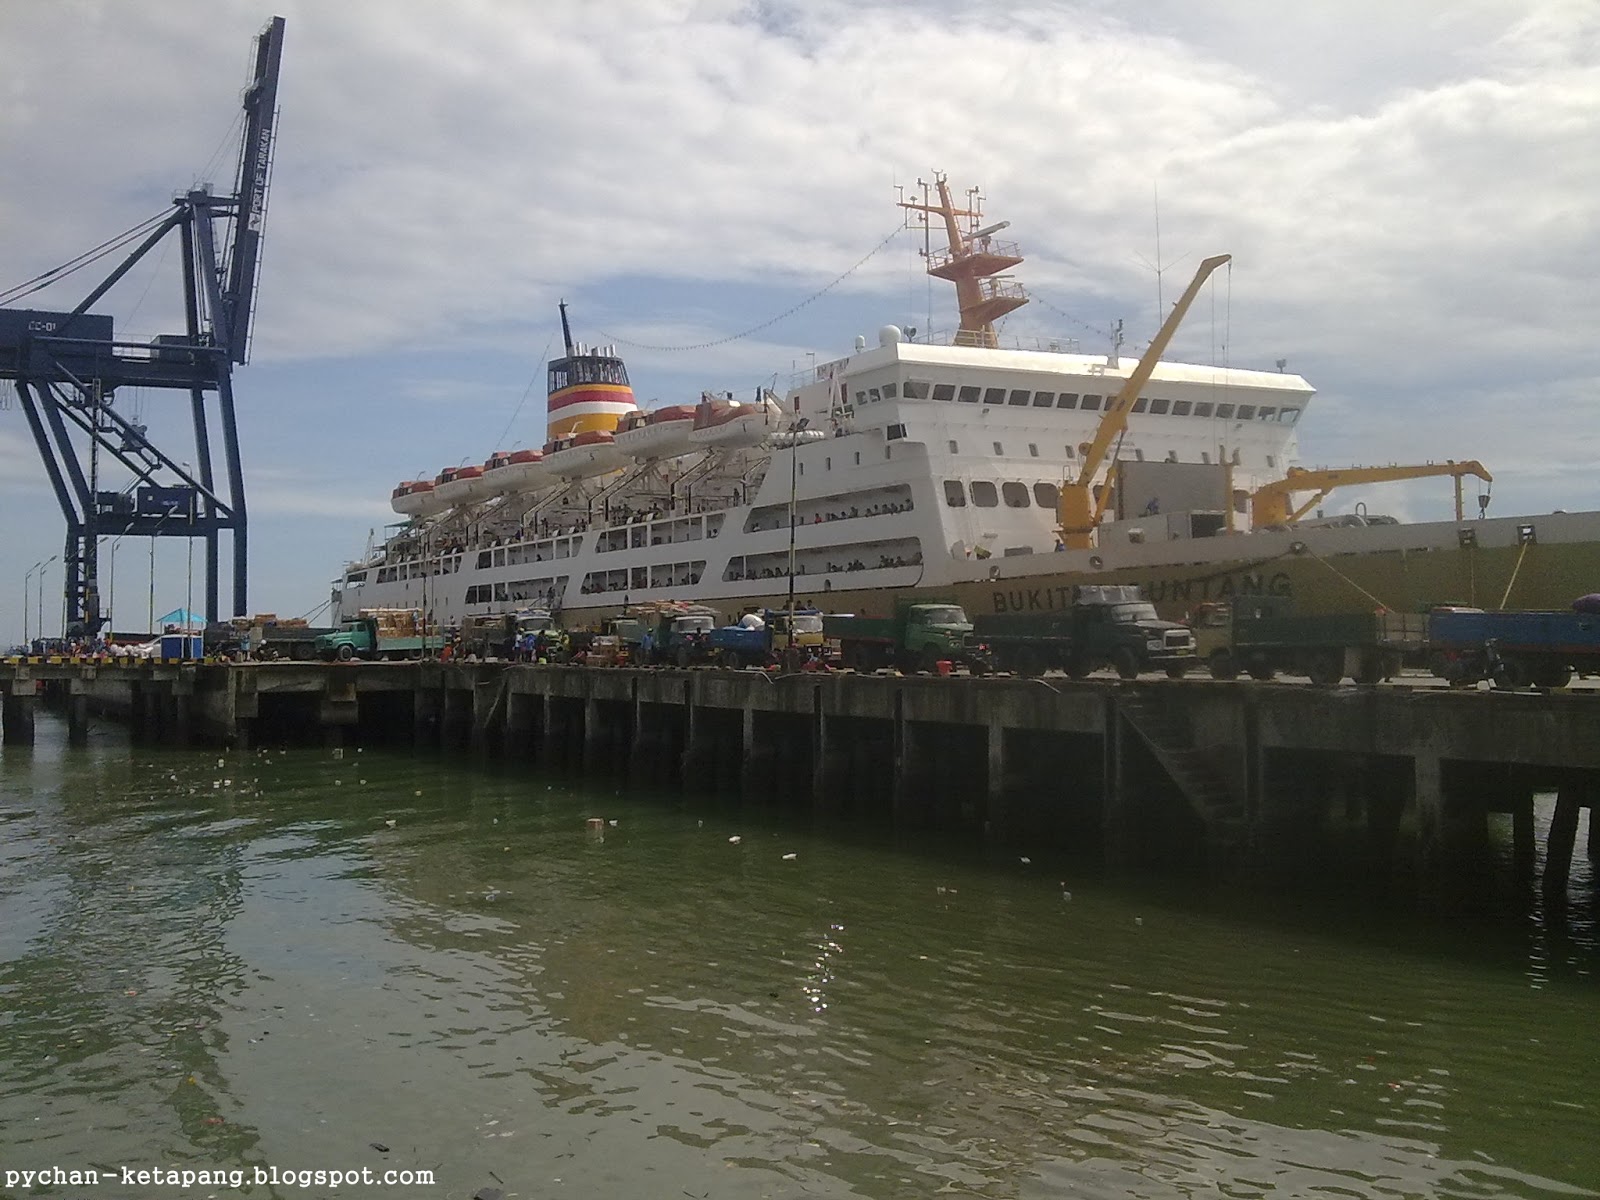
[926,238,1023,272]
[981,276,1026,302]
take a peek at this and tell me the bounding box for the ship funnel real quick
[546,304,638,443]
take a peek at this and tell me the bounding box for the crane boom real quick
[1056,253,1231,549]
[221,15,285,365]
[1249,461,1493,526]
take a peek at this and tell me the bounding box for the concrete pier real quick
[5,657,1599,897]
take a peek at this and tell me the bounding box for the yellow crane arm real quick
[1249,460,1492,526]
[1057,253,1231,549]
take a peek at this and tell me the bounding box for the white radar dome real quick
[878,324,904,346]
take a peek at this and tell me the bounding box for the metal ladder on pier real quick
[1117,691,1249,855]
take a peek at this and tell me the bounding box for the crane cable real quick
[1294,541,1392,612]
[1498,539,1532,610]
[0,208,172,305]
[596,225,904,352]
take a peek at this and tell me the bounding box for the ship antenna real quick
[558,299,575,356]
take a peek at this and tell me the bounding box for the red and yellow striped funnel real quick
[546,300,637,441]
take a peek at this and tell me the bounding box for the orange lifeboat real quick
[687,393,782,448]
[542,429,624,479]
[433,464,486,507]
[481,448,553,496]
[614,403,699,461]
[390,479,447,518]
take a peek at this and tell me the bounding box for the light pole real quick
[35,555,58,648]
[785,418,810,670]
[23,557,52,647]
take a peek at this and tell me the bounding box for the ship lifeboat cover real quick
[647,404,699,425]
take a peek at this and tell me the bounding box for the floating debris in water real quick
[384,819,396,828]
[782,853,797,861]
[728,836,742,844]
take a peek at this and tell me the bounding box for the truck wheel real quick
[336,644,354,662]
[1064,657,1092,679]
[292,642,312,660]
[721,648,743,670]
[1112,647,1140,680]
[676,644,692,669]
[1532,661,1572,690]
[1491,656,1529,691]
[1207,651,1239,681]
[1164,662,1189,680]
[1307,650,1343,687]
[1352,651,1385,686]
[1245,655,1276,682]
[1013,647,1043,678]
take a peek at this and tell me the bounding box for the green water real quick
[2,713,1597,1198]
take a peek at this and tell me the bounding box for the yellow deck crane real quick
[1057,254,1232,549]
[1249,461,1493,527]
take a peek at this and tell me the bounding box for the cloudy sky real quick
[1,0,1596,641]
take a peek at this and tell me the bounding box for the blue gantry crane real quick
[0,16,285,635]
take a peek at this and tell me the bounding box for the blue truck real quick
[708,608,826,669]
[1427,607,1600,690]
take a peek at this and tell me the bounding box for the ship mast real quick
[898,173,1028,347]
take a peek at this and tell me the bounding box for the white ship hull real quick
[337,332,1600,630]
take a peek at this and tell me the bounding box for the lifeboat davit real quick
[614,404,699,461]
[433,464,486,507]
[481,448,553,496]
[391,479,447,518]
[687,394,782,449]
[543,430,625,479]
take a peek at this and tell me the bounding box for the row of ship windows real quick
[857,379,1300,423]
[465,579,565,605]
[940,440,1274,470]
[944,480,1059,510]
[549,360,629,390]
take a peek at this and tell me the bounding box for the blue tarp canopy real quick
[155,608,205,630]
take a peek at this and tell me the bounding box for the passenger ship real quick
[335,177,1600,629]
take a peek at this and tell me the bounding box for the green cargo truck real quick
[1191,597,1426,684]
[315,610,433,661]
[972,585,1197,679]
[824,598,987,674]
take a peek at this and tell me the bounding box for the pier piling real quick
[8,657,1600,901]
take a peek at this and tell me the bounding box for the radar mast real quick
[898,173,1028,347]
